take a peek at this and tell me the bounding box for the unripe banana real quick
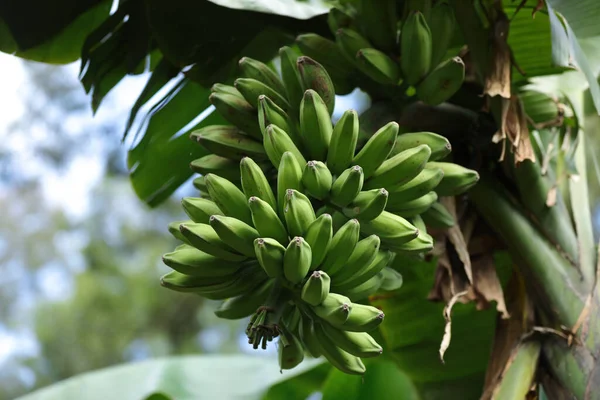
[278,330,304,370]
[304,213,333,269]
[400,11,432,85]
[336,28,373,64]
[328,7,355,33]
[205,174,253,226]
[321,219,360,275]
[320,323,383,358]
[298,315,322,358]
[302,160,333,200]
[211,83,242,97]
[352,121,399,178]
[179,222,247,262]
[343,188,388,221]
[338,272,384,301]
[248,197,289,245]
[357,0,397,52]
[208,92,262,139]
[365,144,431,190]
[410,214,428,233]
[299,89,333,161]
[427,161,480,196]
[238,57,287,98]
[234,77,290,111]
[428,1,456,67]
[192,176,208,194]
[301,270,331,306]
[379,267,404,291]
[311,293,353,325]
[333,250,394,292]
[189,154,241,183]
[162,244,242,277]
[214,279,274,319]
[257,95,301,146]
[264,124,307,169]
[332,235,381,282]
[391,131,451,161]
[297,56,336,115]
[191,125,266,160]
[327,109,359,176]
[361,211,419,248]
[277,152,303,218]
[284,189,316,238]
[209,215,259,258]
[284,236,312,284]
[416,57,465,106]
[332,303,384,332]
[254,237,286,278]
[313,323,366,375]
[279,46,305,114]
[356,48,401,85]
[181,197,223,224]
[330,166,364,207]
[240,157,277,211]
[421,201,455,228]
[169,220,191,243]
[295,33,354,77]
[390,230,434,253]
[387,167,444,205]
[387,191,438,216]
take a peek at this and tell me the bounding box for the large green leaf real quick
[546,0,600,39]
[16,355,323,400]
[206,0,329,19]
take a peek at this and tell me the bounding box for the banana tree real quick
[4,0,600,399]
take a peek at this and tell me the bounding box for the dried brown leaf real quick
[546,185,557,207]
[441,197,473,284]
[484,13,511,98]
[439,290,469,363]
[472,254,509,318]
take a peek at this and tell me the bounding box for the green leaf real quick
[546,0,600,39]
[205,0,329,19]
[262,362,330,400]
[15,355,323,400]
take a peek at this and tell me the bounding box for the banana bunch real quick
[163,50,479,375]
[296,0,465,106]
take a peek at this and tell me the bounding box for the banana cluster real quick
[162,50,479,375]
[296,0,464,105]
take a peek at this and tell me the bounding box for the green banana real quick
[279,46,305,114]
[284,189,316,238]
[311,293,352,325]
[338,273,383,301]
[209,215,259,258]
[304,213,333,270]
[179,222,247,262]
[410,214,428,233]
[257,95,301,146]
[328,7,355,33]
[240,157,277,211]
[189,154,241,182]
[356,48,401,85]
[277,152,303,218]
[248,197,289,245]
[352,121,399,178]
[313,323,366,375]
[387,191,438,216]
[391,131,451,161]
[420,201,455,228]
[234,77,290,111]
[264,124,307,169]
[364,144,431,190]
[400,11,432,85]
[278,330,305,370]
[327,109,359,176]
[321,219,360,275]
[284,236,312,284]
[379,267,404,291]
[428,1,456,67]
[416,57,465,106]
[208,92,262,139]
[330,165,364,207]
[332,303,384,332]
[191,125,266,160]
[295,33,354,77]
[181,197,223,224]
[214,279,274,320]
[298,316,322,358]
[302,160,333,200]
[361,211,419,248]
[333,250,394,292]
[238,57,287,97]
[205,174,253,226]
[301,270,331,306]
[343,188,388,221]
[427,161,480,196]
[297,56,336,116]
[299,89,333,161]
[169,220,191,243]
[192,176,208,194]
[254,237,286,278]
[336,28,373,64]
[162,244,241,277]
[211,83,241,97]
[390,230,434,253]
[320,323,382,358]
[332,235,381,282]
[387,167,444,205]
[357,0,397,52]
